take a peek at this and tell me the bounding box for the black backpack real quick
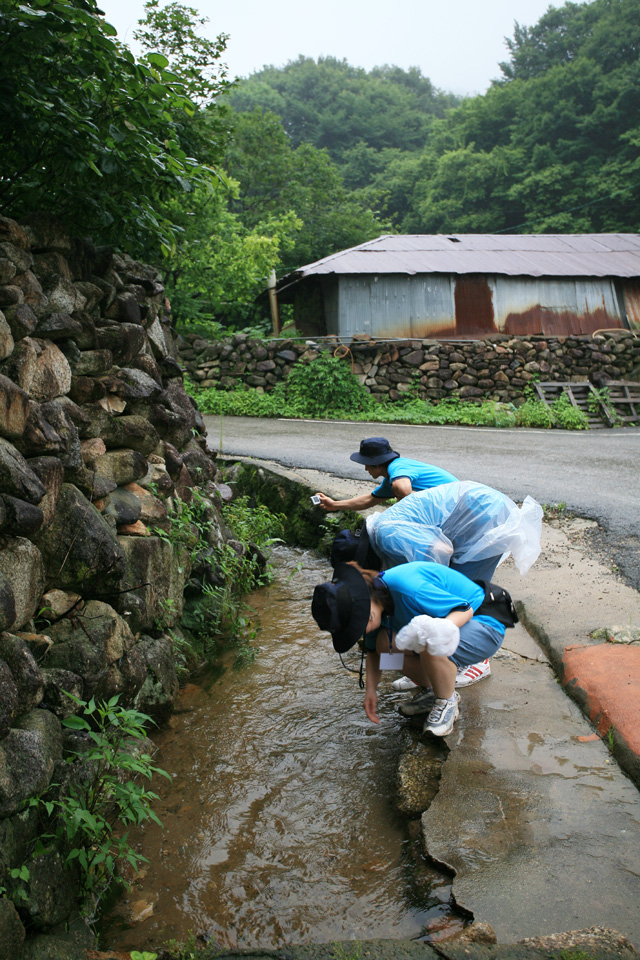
[473,580,519,629]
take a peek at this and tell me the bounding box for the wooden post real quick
[267,269,280,337]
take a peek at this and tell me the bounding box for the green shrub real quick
[514,398,554,428]
[282,352,376,417]
[28,696,169,920]
[551,393,590,430]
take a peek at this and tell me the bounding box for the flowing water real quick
[103,547,459,952]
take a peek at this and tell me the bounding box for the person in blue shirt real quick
[311,560,515,738]
[314,436,457,513]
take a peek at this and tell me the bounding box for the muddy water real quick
[104,548,459,952]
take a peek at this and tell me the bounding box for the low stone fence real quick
[178,330,640,404]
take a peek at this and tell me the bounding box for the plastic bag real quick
[366,482,542,576]
[395,615,460,656]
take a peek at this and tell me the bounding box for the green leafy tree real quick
[227,56,459,184]
[163,177,301,331]
[0,0,226,255]
[225,108,390,269]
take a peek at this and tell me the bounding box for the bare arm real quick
[447,608,474,628]
[390,476,413,500]
[363,650,381,724]
[314,491,383,512]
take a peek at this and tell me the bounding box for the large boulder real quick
[0,898,25,959]
[0,571,17,633]
[46,600,136,701]
[18,400,66,458]
[113,535,189,633]
[96,487,142,526]
[37,400,82,468]
[39,276,86,316]
[0,659,19,737]
[0,309,14,361]
[0,538,45,630]
[15,849,74,928]
[0,437,46,503]
[95,322,147,364]
[133,634,179,720]
[40,667,83,719]
[27,456,64,528]
[92,448,148,487]
[3,301,38,340]
[0,495,44,537]
[0,373,30,440]
[0,724,57,817]
[0,633,44,715]
[1,337,71,401]
[33,483,125,593]
[105,366,162,401]
[34,311,83,342]
[82,404,159,455]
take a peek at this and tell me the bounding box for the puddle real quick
[102,547,460,952]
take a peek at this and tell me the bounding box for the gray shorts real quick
[449,619,504,669]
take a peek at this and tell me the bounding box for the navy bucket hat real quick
[330,527,382,571]
[349,437,399,466]
[311,563,371,652]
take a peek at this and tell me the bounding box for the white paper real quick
[379,652,404,671]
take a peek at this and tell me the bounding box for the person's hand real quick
[364,690,379,724]
[315,492,337,512]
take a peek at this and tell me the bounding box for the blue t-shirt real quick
[364,561,504,650]
[372,457,458,499]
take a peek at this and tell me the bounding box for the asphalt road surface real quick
[205,416,640,590]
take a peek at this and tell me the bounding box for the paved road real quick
[206,416,640,589]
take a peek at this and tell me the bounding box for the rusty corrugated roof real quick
[281,234,640,283]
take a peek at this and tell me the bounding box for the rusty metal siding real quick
[332,273,627,339]
[339,275,457,339]
[622,280,640,332]
[492,277,623,336]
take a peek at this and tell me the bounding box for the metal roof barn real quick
[275,234,640,339]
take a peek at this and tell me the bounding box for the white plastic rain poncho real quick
[366,481,542,576]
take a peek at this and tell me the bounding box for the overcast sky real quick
[98,0,563,97]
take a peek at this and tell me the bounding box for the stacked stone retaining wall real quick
[178,330,640,404]
[0,214,235,952]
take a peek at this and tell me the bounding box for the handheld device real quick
[310,494,322,505]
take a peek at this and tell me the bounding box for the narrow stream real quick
[103,547,460,952]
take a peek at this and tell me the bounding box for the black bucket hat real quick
[349,437,399,466]
[311,563,371,652]
[330,527,381,571]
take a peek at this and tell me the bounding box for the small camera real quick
[310,494,322,505]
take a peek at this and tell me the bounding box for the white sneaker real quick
[423,692,460,737]
[455,659,491,688]
[392,675,418,692]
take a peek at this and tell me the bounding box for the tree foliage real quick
[226,56,460,186]
[224,108,390,270]
[0,0,231,255]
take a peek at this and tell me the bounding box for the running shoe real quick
[455,659,491,688]
[423,693,461,737]
[392,676,418,692]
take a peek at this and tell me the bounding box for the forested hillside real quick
[227,0,640,238]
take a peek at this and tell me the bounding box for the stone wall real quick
[0,215,235,951]
[178,330,640,404]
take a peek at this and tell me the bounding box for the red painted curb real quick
[562,644,640,756]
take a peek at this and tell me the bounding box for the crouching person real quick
[311,561,517,738]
